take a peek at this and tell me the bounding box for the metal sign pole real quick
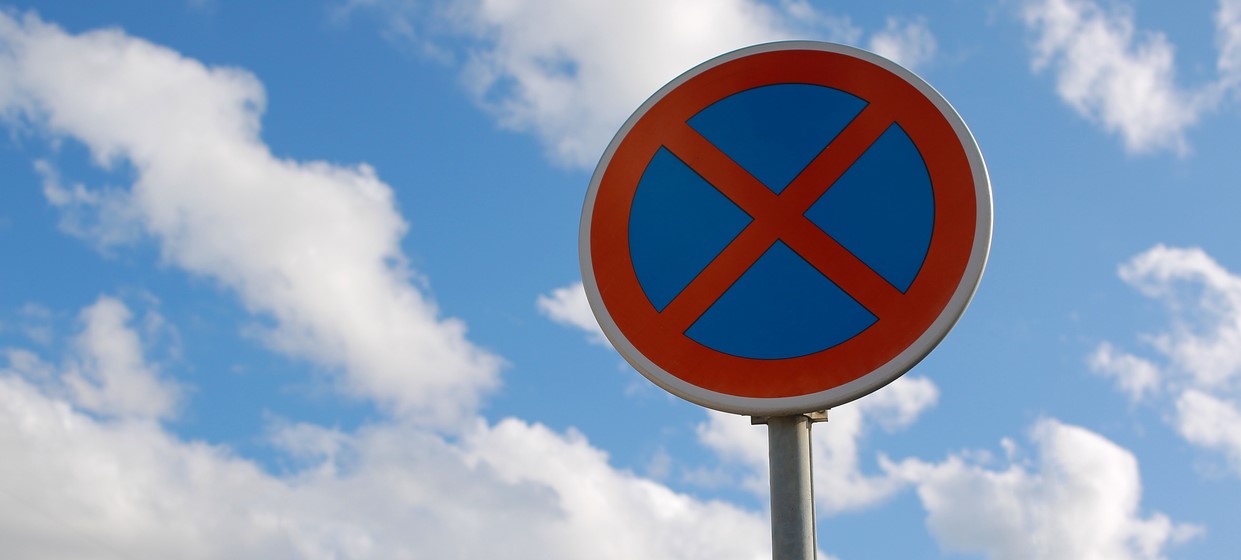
[755,411,827,560]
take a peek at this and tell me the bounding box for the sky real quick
[0,0,1240,558]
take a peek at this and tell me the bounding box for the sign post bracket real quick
[753,411,828,560]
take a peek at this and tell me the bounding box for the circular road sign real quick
[580,41,991,416]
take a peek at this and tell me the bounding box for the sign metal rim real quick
[580,40,992,416]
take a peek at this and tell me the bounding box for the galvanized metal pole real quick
[762,412,824,560]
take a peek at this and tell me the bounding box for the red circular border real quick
[588,48,979,400]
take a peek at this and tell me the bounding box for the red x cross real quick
[657,104,905,333]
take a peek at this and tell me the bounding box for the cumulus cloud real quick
[1021,0,1241,155]
[1090,342,1161,402]
[1176,389,1241,472]
[60,296,181,420]
[0,10,501,425]
[343,1,943,168]
[464,419,772,560]
[1020,0,1212,155]
[1093,245,1241,476]
[536,281,607,345]
[889,419,1201,560]
[0,295,773,559]
[1118,245,1241,389]
[697,375,939,514]
[4,296,180,421]
[442,0,808,168]
[0,367,774,559]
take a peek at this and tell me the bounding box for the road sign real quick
[581,41,991,416]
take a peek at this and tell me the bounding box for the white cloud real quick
[0,10,501,425]
[3,348,54,380]
[1021,0,1214,155]
[1176,389,1241,472]
[1118,245,1241,389]
[696,410,769,495]
[1217,0,1241,90]
[812,375,939,513]
[60,296,181,420]
[697,375,939,514]
[4,296,180,421]
[447,0,803,168]
[868,17,937,71]
[889,419,1201,560]
[0,364,774,559]
[464,419,772,559]
[1089,342,1161,402]
[343,1,945,169]
[536,281,607,345]
[1093,245,1241,476]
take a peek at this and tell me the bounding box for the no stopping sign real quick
[581,41,991,416]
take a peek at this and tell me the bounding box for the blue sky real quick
[1,0,1240,558]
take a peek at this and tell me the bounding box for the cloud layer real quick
[0,336,772,559]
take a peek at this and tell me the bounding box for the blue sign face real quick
[627,83,934,360]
